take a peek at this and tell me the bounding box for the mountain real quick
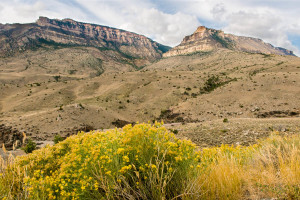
[1,18,300,150]
[0,17,170,61]
[163,26,295,57]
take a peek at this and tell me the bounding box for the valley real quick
[1,17,300,150]
[1,16,300,200]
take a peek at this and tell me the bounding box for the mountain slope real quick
[1,18,300,149]
[163,26,295,57]
[0,17,170,61]
[2,49,300,145]
[0,17,171,78]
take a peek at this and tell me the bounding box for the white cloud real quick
[119,8,199,46]
[219,5,300,55]
[211,3,226,21]
[224,12,299,54]
[70,0,200,46]
[15,1,46,18]
[0,0,93,24]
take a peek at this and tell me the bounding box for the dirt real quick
[1,49,300,150]
[165,118,300,147]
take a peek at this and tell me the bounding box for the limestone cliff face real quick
[163,26,295,57]
[0,17,170,60]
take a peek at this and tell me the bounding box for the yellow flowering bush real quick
[2,126,300,200]
[1,122,199,199]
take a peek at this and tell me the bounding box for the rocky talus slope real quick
[163,26,295,57]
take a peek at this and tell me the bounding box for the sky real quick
[0,0,300,55]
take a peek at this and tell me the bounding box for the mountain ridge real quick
[163,26,295,57]
[0,16,170,61]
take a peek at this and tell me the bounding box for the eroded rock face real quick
[0,17,170,61]
[256,110,300,118]
[0,124,24,150]
[163,26,295,57]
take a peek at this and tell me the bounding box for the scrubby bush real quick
[200,75,237,94]
[200,75,222,93]
[22,139,37,154]
[53,135,65,144]
[170,129,179,134]
[223,118,228,123]
[1,123,199,200]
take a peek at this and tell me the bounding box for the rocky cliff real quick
[0,17,170,61]
[163,26,295,57]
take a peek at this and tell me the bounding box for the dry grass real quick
[0,154,28,199]
[245,133,300,199]
[197,157,244,199]
[195,132,300,200]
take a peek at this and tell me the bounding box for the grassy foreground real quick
[1,123,300,199]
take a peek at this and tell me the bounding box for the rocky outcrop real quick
[163,26,295,57]
[0,124,25,150]
[0,17,170,61]
[256,110,300,118]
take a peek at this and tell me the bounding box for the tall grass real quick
[196,144,256,200]
[1,126,300,200]
[245,133,300,199]
[196,133,300,200]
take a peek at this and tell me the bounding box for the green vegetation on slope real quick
[200,75,237,94]
[211,32,234,49]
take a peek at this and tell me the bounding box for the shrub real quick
[183,91,189,95]
[2,123,199,199]
[200,75,237,94]
[223,118,228,123]
[53,135,65,144]
[78,103,84,109]
[58,105,63,111]
[22,139,36,154]
[200,75,222,93]
[53,75,61,82]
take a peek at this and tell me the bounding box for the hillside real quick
[1,18,300,150]
[1,49,300,147]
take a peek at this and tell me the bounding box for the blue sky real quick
[0,0,300,55]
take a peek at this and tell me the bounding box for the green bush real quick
[170,129,179,134]
[53,135,65,144]
[200,75,237,94]
[201,75,222,93]
[22,139,37,154]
